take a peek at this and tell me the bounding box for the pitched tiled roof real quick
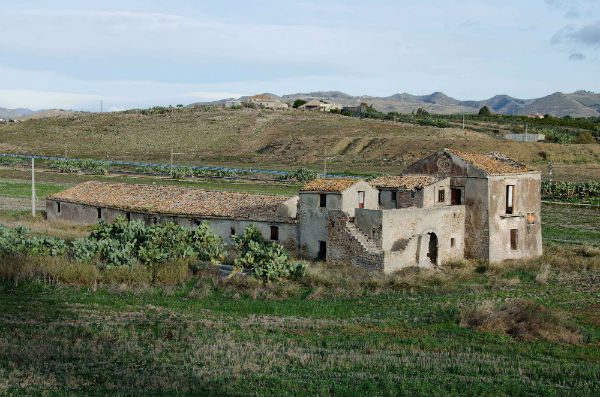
[448,149,538,175]
[48,182,295,222]
[370,175,437,189]
[303,99,322,107]
[249,94,276,102]
[300,178,357,193]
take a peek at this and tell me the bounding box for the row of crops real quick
[1,154,321,181]
[0,218,306,282]
[542,181,600,201]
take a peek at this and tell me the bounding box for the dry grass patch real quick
[460,299,582,344]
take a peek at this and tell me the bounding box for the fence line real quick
[542,200,600,209]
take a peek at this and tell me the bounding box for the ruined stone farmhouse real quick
[46,149,542,272]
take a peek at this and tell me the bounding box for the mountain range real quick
[194,90,600,117]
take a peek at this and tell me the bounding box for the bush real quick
[460,298,581,343]
[281,167,318,182]
[233,225,306,281]
[70,217,226,269]
[478,106,491,116]
[573,131,596,144]
[0,224,66,256]
[292,99,307,108]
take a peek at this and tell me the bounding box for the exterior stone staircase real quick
[345,222,383,255]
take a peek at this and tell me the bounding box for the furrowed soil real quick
[2,107,600,180]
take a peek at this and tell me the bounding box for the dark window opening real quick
[270,225,279,241]
[510,229,518,250]
[230,227,235,236]
[378,191,382,205]
[527,212,535,225]
[317,241,327,261]
[451,188,462,205]
[126,212,131,222]
[358,191,365,209]
[391,191,397,202]
[427,233,438,265]
[56,202,61,213]
[450,237,455,247]
[411,190,415,199]
[506,185,514,214]
[319,194,327,208]
[192,219,201,228]
[152,217,158,224]
[438,189,445,203]
[97,208,102,219]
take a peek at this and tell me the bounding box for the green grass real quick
[541,204,600,246]
[0,263,598,396]
[0,180,68,198]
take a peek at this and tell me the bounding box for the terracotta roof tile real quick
[370,175,437,189]
[300,178,357,193]
[448,149,538,175]
[48,182,295,222]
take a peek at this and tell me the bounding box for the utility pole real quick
[170,148,174,178]
[525,123,528,142]
[323,149,327,178]
[31,158,35,216]
[462,114,465,130]
[100,100,103,113]
[549,152,553,187]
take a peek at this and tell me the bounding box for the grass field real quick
[1,107,600,180]
[1,166,599,396]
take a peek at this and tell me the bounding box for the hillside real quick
[0,107,77,120]
[1,107,599,181]
[278,90,600,117]
[0,107,36,120]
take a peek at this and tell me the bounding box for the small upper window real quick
[438,189,445,203]
[319,194,327,208]
[506,185,514,214]
[450,237,455,247]
[57,202,61,213]
[527,212,535,225]
[230,227,235,236]
[358,191,365,209]
[97,208,102,219]
[391,191,397,202]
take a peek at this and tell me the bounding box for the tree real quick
[292,99,307,108]
[415,107,429,117]
[478,106,491,116]
[573,131,596,144]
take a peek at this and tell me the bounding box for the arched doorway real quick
[427,232,438,265]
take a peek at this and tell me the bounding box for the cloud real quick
[569,20,600,45]
[569,52,586,61]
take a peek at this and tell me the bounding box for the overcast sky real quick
[1,0,599,111]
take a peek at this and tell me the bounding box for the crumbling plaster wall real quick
[487,173,542,262]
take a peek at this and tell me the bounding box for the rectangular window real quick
[126,212,131,222]
[451,237,455,247]
[378,191,382,205]
[97,207,102,219]
[230,227,235,236]
[152,217,158,224]
[451,188,461,205]
[527,212,535,225]
[56,202,61,213]
[510,229,518,250]
[270,225,279,241]
[358,191,365,209]
[391,191,397,203]
[506,185,514,214]
[319,193,327,208]
[438,189,445,203]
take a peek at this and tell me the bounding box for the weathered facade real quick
[46,149,542,272]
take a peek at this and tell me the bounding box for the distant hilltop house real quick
[245,94,289,110]
[300,99,342,112]
[527,113,545,119]
[47,149,542,272]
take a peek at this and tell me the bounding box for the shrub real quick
[478,106,491,116]
[292,99,307,108]
[573,131,596,144]
[0,224,66,256]
[460,299,582,343]
[282,167,318,181]
[71,217,226,270]
[233,225,306,281]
